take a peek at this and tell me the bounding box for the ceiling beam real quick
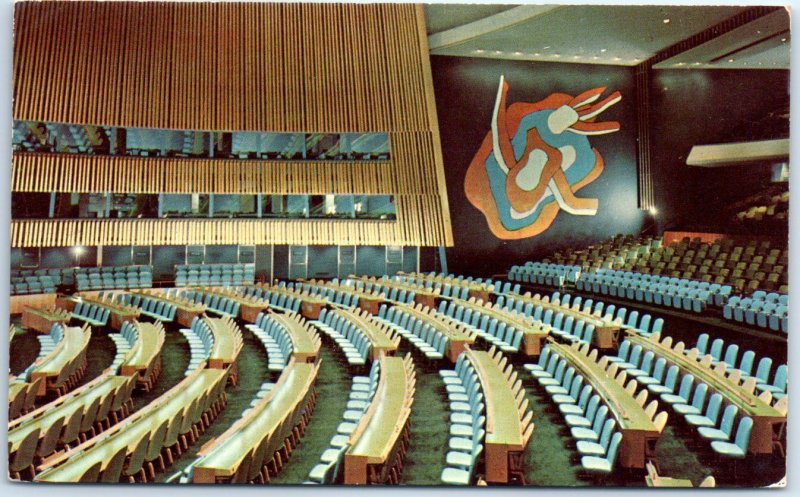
[428,5,561,51]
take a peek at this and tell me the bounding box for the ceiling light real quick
[649,206,658,216]
[473,49,485,54]
[494,50,503,55]
[728,58,735,63]
[543,46,550,50]
[573,55,581,59]
[600,48,607,53]
[693,62,702,66]
[613,57,622,61]
[552,54,561,58]
[663,18,670,24]
[781,38,787,42]
[592,56,599,60]
[533,53,540,57]
[514,51,522,56]
[675,62,686,66]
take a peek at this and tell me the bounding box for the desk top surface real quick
[194,362,316,475]
[626,333,783,419]
[123,322,164,369]
[35,369,225,482]
[348,357,410,462]
[548,341,657,433]
[467,350,524,447]
[34,326,87,375]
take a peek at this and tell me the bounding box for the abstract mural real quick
[465,76,622,240]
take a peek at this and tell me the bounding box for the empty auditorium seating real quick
[174,264,255,287]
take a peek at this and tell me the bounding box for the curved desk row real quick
[302,279,387,315]
[396,272,495,304]
[624,331,785,455]
[21,306,70,334]
[344,353,416,484]
[463,347,533,483]
[61,294,140,330]
[204,316,244,373]
[392,302,476,362]
[546,339,660,469]
[239,283,327,320]
[348,275,438,308]
[192,359,320,483]
[505,291,620,349]
[447,298,549,357]
[134,289,206,326]
[118,321,166,390]
[262,312,322,363]
[30,324,91,397]
[9,374,134,462]
[34,367,229,482]
[336,308,400,360]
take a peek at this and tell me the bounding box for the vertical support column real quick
[257,194,263,218]
[158,193,164,218]
[48,192,56,218]
[438,246,448,275]
[208,194,215,218]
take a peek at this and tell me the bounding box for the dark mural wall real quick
[648,69,790,232]
[431,56,646,276]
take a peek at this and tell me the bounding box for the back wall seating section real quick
[734,190,789,224]
[540,234,787,294]
[511,262,786,333]
[75,266,153,292]
[175,264,255,287]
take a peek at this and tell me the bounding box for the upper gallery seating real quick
[730,188,789,225]
[516,233,787,295]
[174,264,255,287]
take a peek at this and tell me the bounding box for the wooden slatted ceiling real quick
[13,2,453,248]
[14,2,430,133]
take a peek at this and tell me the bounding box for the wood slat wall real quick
[12,2,453,248]
[14,2,431,133]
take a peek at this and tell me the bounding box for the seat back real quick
[605,432,623,466]
[704,393,723,425]
[719,405,739,436]
[734,416,754,452]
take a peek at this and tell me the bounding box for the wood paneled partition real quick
[12,2,453,247]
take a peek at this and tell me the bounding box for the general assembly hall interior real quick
[6,1,790,488]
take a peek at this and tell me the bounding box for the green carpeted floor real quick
[8,312,786,487]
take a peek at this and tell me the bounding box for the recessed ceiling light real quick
[781,38,787,42]
[494,50,503,55]
[728,58,734,62]
[573,55,581,59]
[514,51,522,56]
[613,57,622,61]
[663,18,670,24]
[553,54,561,58]
[592,56,599,60]
[474,49,485,54]
[693,62,702,66]
[533,53,540,57]
[543,46,550,50]
[600,49,607,53]
[675,62,685,66]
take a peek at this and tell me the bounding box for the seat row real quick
[71,301,111,327]
[376,304,447,361]
[527,345,628,477]
[180,290,241,319]
[179,318,216,376]
[723,295,788,333]
[76,270,153,291]
[552,292,665,338]
[313,308,370,367]
[245,314,294,372]
[8,377,43,421]
[437,300,524,353]
[508,262,582,287]
[306,361,383,484]
[174,263,255,287]
[11,275,56,295]
[109,322,141,373]
[130,295,178,323]
[9,375,138,481]
[238,286,303,313]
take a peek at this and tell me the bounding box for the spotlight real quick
[72,246,86,256]
[649,206,658,216]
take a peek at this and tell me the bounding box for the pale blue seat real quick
[695,334,710,355]
[617,345,643,371]
[627,351,655,380]
[606,341,631,365]
[545,367,576,397]
[571,405,608,441]
[673,382,708,416]
[576,418,617,457]
[685,393,723,428]
[552,375,585,405]
[698,404,739,442]
[711,416,753,458]
[755,364,787,398]
[565,395,601,428]
[580,432,623,475]
[637,357,666,387]
[538,360,567,388]
[559,384,593,416]
[661,374,694,406]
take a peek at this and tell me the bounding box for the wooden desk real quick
[349,276,438,309]
[205,317,243,370]
[21,307,69,334]
[60,295,140,330]
[238,298,271,323]
[394,303,475,363]
[510,293,619,349]
[300,300,325,320]
[338,309,398,360]
[8,381,27,406]
[358,294,384,315]
[10,294,58,315]
[547,340,659,469]
[466,349,527,483]
[192,361,319,482]
[458,300,548,358]
[30,326,90,396]
[245,283,327,320]
[626,332,785,455]
[268,314,321,363]
[344,355,414,484]
[130,290,204,327]
[118,322,165,380]
[35,369,227,482]
[9,375,127,454]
